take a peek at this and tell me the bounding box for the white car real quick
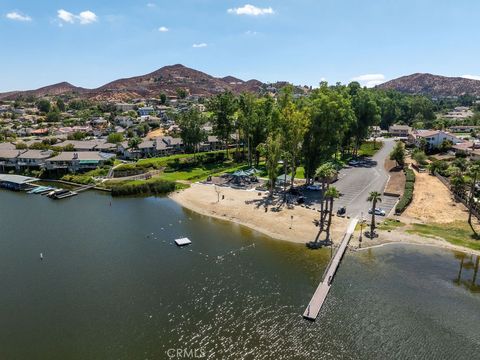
[368,208,386,216]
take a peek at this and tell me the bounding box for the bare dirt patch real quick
[384,158,405,196]
[146,128,165,139]
[404,169,468,223]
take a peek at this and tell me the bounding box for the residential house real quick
[138,107,155,117]
[45,152,114,172]
[16,150,53,169]
[388,125,412,137]
[448,125,480,133]
[408,130,463,149]
[116,103,135,112]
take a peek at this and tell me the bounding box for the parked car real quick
[368,208,386,216]
[337,206,346,216]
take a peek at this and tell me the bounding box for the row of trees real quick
[178,83,388,193]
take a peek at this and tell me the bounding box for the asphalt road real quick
[304,139,398,218]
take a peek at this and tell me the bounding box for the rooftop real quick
[0,174,39,185]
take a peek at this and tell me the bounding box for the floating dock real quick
[303,218,358,321]
[175,237,192,246]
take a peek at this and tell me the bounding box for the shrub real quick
[405,168,415,183]
[395,167,416,214]
[110,178,176,197]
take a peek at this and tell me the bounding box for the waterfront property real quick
[45,152,115,172]
[0,174,38,190]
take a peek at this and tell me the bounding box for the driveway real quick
[303,139,398,218]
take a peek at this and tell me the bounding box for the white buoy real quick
[40,253,43,260]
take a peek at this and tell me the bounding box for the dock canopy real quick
[0,174,39,190]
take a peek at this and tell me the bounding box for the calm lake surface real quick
[0,190,479,359]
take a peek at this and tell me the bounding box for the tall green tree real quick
[176,108,206,157]
[389,141,406,168]
[302,84,354,183]
[348,83,381,155]
[257,134,282,197]
[277,86,310,187]
[207,92,238,158]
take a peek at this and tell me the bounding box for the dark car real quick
[337,206,346,216]
[297,196,305,204]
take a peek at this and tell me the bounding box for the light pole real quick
[289,215,293,229]
[359,212,364,248]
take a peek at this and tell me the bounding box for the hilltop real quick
[377,73,480,97]
[0,64,268,101]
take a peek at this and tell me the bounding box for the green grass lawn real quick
[407,221,480,251]
[358,141,384,157]
[377,219,405,231]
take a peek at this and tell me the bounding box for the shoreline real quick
[170,183,480,257]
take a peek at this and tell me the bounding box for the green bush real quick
[405,168,415,183]
[110,178,176,196]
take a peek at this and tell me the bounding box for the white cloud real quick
[147,3,156,7]
[57,9,97,25]
[158,26,169,32]
[245,30,258,36]
[57,9,75,23]
[462,74,480,81]
[192,43,207,48]
[351,74,386,88]
[228,4,274,16]
[78,10,97,24]
[6,11,32,22]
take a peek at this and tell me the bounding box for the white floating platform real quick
[175,237,192,246]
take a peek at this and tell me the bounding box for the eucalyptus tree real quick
[302,84,354,183]
[176,108,207,158]
[257,134,282,197]
[207,91,238,158]
[277,86,310,187]
[348,82,381,156]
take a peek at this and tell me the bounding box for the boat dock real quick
[303,218,358,321]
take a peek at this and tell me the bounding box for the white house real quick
[408,130,463,149]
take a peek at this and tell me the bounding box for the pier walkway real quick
[303,218,358,321]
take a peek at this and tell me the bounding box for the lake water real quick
[0,190,479,359]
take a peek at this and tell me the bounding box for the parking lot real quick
[303,139,398,218]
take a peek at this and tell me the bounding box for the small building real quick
[116,103,136,112]
[388,125,412,137]
[0,174,38,191]
[138,107,155,117]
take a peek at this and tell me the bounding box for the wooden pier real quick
[303,218,358,321]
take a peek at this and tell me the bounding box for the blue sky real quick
[1,0,480,92]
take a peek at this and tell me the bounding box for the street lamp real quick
[359,212,364,248]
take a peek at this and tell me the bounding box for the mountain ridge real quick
[376,73,480,97]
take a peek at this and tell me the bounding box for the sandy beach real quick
[170,182,480,257]
[170,183,350,244]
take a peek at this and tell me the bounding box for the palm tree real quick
[367,191,382,238]
[467,164,480,238]
[324,186,340,243]
[315,162,338,233]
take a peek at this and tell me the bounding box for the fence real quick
[435,171,480,220]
